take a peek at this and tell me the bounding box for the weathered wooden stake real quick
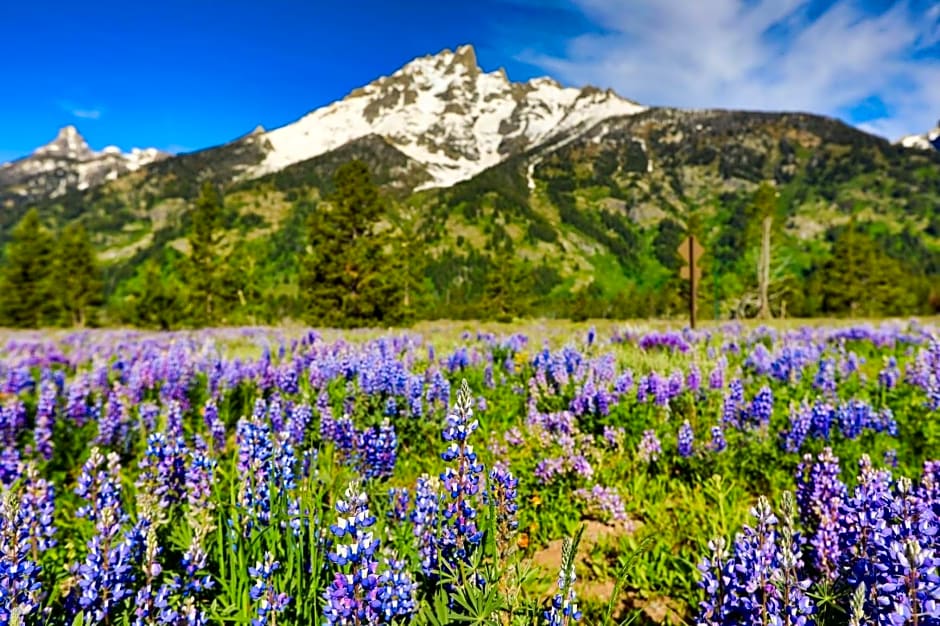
[689,236,697,329]
[678,235,705,330]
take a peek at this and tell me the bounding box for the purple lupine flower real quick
[774,491,815,626]
[697,536,732,625]
[249,552,290,626]
[535,457,567,485]
[709,426,727,453]
[70,448,141,623]
[235,415,275,533]
[678,420,694,458]
[602,425,625,450]
[324,483,415,625]
[387,488,410,524]
[376,557,417,622]
[20,463,57,558]
[136,432,189,510]
[96,391,130,450]
[884,449,899,468]
[358,419,397,481]
[879,356,900,390]
[698,496,783,625]
[438,380,485,572]
[0,485,44,624]
[410,474,440,578]
[708,357,726,391]
[638,430,661,464]
[66,374,91,426]
[744,386,774,428]
[782,402,813,453]
[574,485,629,525]
[795,448,847,581]
[33,379,56,461]
[613,370,633,396]
[202,399,226,452]
[687,363,702,394]
[138,402,159,433]
[814,357,837,398]
[721,379,744,428]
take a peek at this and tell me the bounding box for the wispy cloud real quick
[519,0,939,139]
[58,100,103,120]
[72,108,102,119]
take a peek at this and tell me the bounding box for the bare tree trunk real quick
[758,215,773,319]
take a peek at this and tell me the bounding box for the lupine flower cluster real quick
[0,322,936,625]
[699,448,940,626]
[436,380,485,573]
[323,483,415,625]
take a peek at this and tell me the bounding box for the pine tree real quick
[0,209,56,327]
[53,222,103,327]
[129,258,184,330]
[819,220,916,316]
[299,161,403,327]
[185,181,227,325]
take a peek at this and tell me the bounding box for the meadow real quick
[1,320,938,625]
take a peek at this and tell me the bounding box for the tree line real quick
[0,162,936,328]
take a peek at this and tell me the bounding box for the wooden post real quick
[689,236,697,329]
[678,235,705,330]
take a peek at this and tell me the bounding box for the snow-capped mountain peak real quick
[0,126,167,202]
[254,44,646,188]
[34,125,94,159]
[898,119,940,151]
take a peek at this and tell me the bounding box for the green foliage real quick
[299,160,405,327]
[122,258,186,329]
[812,221,920,316]
[184,181,229,325]
[52,223,103,327]
[0,209,56,327]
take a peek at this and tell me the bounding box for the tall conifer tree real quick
[300,161,403,327]
[0,208,56,327]
[53,222,102,327]
[186,181,226,325]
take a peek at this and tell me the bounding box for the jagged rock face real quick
[0,126,166,208]
[254,44,645,188]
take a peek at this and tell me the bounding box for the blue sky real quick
[1,0,937,163]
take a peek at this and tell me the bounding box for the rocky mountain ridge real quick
[0,126,166,209]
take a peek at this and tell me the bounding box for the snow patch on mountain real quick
[897,121,940,151]
[253,45,646,189]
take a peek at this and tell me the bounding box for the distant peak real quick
[35,125,92,157]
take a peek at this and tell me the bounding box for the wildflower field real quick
[2,321,939,625]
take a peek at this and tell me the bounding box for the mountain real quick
[2,45,940,325]
[0,126,166,210]
[898,120,940,151]
[252,45,644,189]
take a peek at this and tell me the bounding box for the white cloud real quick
[58,100,103,120]
[71,109,102,120]
[520,0,939,139]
